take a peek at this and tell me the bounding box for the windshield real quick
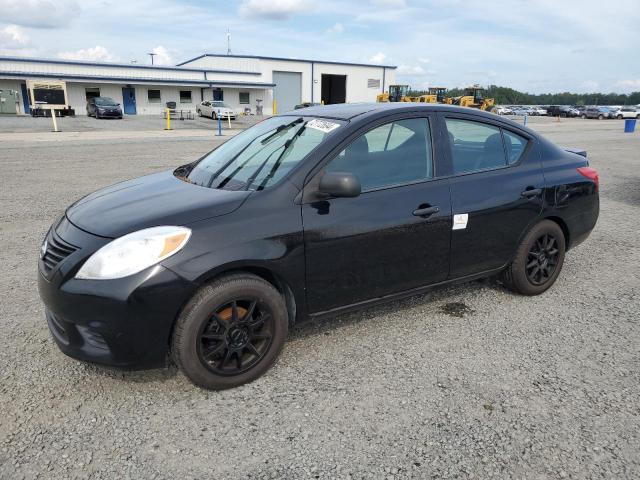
[95,97,118,106]
[213,102,231,108]
[176,116,345,191]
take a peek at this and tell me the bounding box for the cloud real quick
[370,0,406,7]
[0,0,79,28]
[417,57,430,64]
[397,64,428,76]
[0,24,36,55]
[57,46,119,62]
[616,79,640,92]
[0,24,29,48]
[579,80,600,92]
[238,0,311,20]
[150,45,172,65]
[327,22,344,34]
[368,52,386,63]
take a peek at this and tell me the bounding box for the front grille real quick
[42,232,77,273]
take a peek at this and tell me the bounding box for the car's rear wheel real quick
[581,114,586,119]
[501,220,566,296]
[172,273,288,390]
[598,114,604,120]
[617,114,623,119]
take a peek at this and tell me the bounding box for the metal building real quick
[0,53,397,116]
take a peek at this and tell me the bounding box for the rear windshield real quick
[176,116,345,191]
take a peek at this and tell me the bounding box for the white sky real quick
[0,0,638,93]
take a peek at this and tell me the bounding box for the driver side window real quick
[326,118,433,191]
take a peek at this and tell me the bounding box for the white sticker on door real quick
[452,213,469,230]
[306,118,341,134]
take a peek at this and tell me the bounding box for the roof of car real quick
[280,102,502,121]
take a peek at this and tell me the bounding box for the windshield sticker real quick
[306,119,341,134]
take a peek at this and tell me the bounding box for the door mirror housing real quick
[318,172,361,198]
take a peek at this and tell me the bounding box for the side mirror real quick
[318,171,361,198]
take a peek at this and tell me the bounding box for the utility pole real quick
[226,28,231,55]
[148,52,156,65]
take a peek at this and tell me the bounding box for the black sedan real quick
[87,96,123,119]
[38,103,600,389]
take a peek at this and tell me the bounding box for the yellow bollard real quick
[321,100,324,105]
[272,99,277,115]
[556,115,560,123]
[165,108,172,130]
[227,114,231,129]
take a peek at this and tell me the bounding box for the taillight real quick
[577,167,599,190]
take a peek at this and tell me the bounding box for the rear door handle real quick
[521,188,542,198]
[413,206,440,217]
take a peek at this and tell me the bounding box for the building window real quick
[367,79,381,89]
[213,88,223,101]
[179,90,192,103]
[85,88,100,101]
[147,89,161,103]
[239,92,250,104]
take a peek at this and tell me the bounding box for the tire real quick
[598,115,603,120]
[561,113,567,118]
[501,220,566,296]
[197,109,202,117]
[212,112,217,120]
[581,114,586,119]
[171,273,288,390]
[617,114,623,120]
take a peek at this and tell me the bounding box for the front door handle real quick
[521,188,542,198]
[413,205,440,217]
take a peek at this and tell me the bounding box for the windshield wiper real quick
[260,117,303,145]
[254,124,308,191]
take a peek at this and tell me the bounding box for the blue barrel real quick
[624,119,636,133]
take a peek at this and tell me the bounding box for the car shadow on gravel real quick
[67,278,504,384]
[74,360,179,384]
[290,277,503,340]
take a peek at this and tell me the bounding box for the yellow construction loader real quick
[445,85,495,111]
[413,87,447,103]
[376,84,413,102]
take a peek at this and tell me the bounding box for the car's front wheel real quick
[501,220,566,296]
[617,114,623,119]
[581,114,586,119]
[172,273,288,390]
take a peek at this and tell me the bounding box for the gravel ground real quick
[0,116,638,479]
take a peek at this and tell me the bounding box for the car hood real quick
[66,170,250,238]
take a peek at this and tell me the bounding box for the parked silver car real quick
[197,101,236,120]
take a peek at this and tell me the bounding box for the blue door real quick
[122,87,136,115]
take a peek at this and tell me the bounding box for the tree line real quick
[408,85,640,106]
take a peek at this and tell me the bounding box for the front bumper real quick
[38,217,197,369]
[97,109,122,118]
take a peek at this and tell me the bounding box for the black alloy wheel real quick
[197,299,274,376]
[172,273,288,390]
[501,219,566,295]
[525,233,560,286]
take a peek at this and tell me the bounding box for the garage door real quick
[272,71,302,114]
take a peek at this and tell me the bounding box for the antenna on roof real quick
[226,28,231,55]
[148,52,156,65]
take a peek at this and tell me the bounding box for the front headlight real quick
[75,226,191,280]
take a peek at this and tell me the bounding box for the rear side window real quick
[327,118,433,191]
[445,118,529,173]
[503,130,527,164]
[445,119,505,173]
